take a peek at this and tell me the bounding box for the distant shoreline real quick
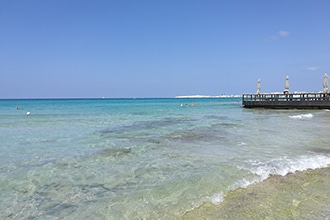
[175,95,242,98]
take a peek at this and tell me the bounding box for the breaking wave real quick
[206,154,330,205]
[289,113,313,119]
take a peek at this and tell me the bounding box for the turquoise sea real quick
[1,98,330,219]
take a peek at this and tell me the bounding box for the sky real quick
[1,0,330,98]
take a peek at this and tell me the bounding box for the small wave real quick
[193,155,330,208]
[236,155,330,190]
[289,113,313,119]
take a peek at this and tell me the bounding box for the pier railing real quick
[242,92,330,109]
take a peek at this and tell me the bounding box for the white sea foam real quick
[193,191,224,207]
[207,192,224,205]
[289,113,313,119]
[235,155,330,190]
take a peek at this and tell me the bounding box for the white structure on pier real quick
[256,79,261,94]
[323,73,328,93]
[283,75,289,94]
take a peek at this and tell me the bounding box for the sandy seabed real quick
[183,167,330,220]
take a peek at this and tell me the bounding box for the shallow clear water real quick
[1,98,330,219]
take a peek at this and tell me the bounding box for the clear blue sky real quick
[1,0,330,98]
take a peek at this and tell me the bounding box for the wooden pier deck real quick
[242,93,330,109]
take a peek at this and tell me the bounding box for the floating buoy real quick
[26,112,31,115]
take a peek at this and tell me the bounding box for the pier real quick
[242,73,330,109]
[242,93,330,109]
